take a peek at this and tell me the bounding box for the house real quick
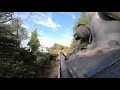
[38,46,48,53]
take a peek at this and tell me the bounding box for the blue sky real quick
[13,12,81,48]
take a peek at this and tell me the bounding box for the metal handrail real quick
[60,51,73,78]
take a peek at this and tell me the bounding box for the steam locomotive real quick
[60,12,120,78]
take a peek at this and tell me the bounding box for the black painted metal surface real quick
[66,49,120,78]
[85,49,120,78]
[60,12,120,78]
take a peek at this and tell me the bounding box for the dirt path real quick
[49,60,60,78]
[37,60,60,78]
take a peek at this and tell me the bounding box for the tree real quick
[48,43,68,53]
[0,12,13,23]
[9,17,28,42]
[27,29,40,54]
[0,14,40,78]
[51,43,67,50]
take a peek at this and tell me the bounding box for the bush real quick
[0,47,39,78]
[49,53,58,61]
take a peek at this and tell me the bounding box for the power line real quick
[25,12,32,22]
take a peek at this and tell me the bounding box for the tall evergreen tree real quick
[28,29,40,54]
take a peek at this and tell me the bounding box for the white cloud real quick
[4,21,10,24]
[14,12,33,20]
[22,24,30,29]
[37,30,44,36]
[61,33,72,40]
[38,29,73,48]
[65,12,76,19]
[72,14,76,19]
[72,24,74,27]
[58,39,71,47]
[28,32,31,38]
[31,12,61,30]
[39,36,72,48]
[20,39,29,48]
[39,37,55,48]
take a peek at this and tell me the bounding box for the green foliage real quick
[0,14,52,78]
[73,13,89,30]
[33,51,57,78]
[0,24,38,78]
[28,29,40,54]
[9,17,28,42]
[0,49,38,78]
[68,38,77,52]
[51,43,68,50]
[35,52,50,64]
[49,53,58,61]
[47,43,67,60]
[35,52,57,65]
[47,43,68,54]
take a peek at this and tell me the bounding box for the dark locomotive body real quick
[60,12,120,78]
